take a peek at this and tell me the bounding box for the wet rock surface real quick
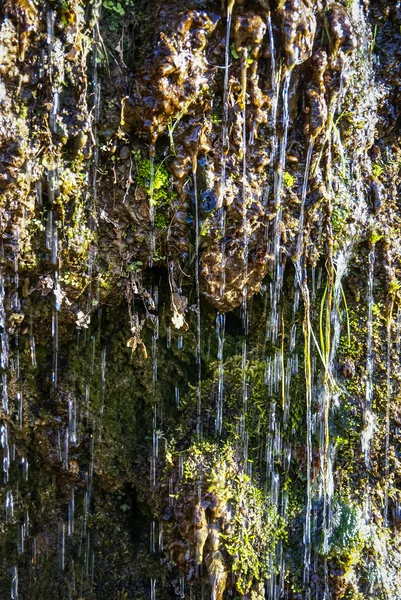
[1,0,401,599]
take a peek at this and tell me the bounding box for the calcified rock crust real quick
[131,0,363,312]
[2,0,401,599]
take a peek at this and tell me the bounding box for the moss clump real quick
[283,171,296,188]
[162,440,283,599]
[136,158,174,208]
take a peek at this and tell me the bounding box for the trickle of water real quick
[5,489,13,523]
[270,71,292,343]
[63,427,69,470]
[218,0,236,298]
[17,392,22,428]
[151,405,158,488]
[46,209,53,252]
[150,520,156,553]
[21,456,28,481]
[99,347,106,439]
[362,247,375,468]
[192,162,202,435]
[35,180,42,207]
[267,9,278,166]
[384,300,393,527]
[158,520,163,551]
[179,573,185,599]
[152,315,159,389]
[295,141,314,280]
[68,396,77,445]
[215,313,225,435]
[61,523,65,570]
[2,372,8,414]
[1,424,9,483]
[151,577,157,600]
[51,310,59,387]
[0,274,9,371]
[149,156,156,266]
[68,488,75,536]
[241,339,248,443]
[240,46,249,327]
[46,8,55,49]
[30,333,37,367]
[11,566,18,600]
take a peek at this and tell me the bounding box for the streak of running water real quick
[362,247,375,468]
[99,347,106,441]
[319,249,352,598]
[1,274,9,418]
[215,313,225,435]
[270,70,291,343]
[241,47,249,327]
[5,490,13,523]
[302,273,313,592]
[290,140,314,588]
[219,0,235,298]
[192,160,202,435]
[149,156,156,267]
[61,523,65,570]
[151,577,156,600]
[151,404,158,489]
[151,303,159,488]
[1,424,9,483]
[241,338,248,442]
[295,141,314,278]
[68,487,75,536]
[267,9,278,166]
[384,300,393,527]
[11,566,18,600]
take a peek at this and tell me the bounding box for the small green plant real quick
[230,44,253,66]
[230,42,240,59]
[370,24,378,56]
[389,278,401,295]
[283,171,296,188]
[152,249,166,262]
[167,97,195,156]
[103,0,125,15]
[126,261,143,273]
[370,228,383,244]
[154,212,169,229]
[136,158,173,208]
[372,162,383,178]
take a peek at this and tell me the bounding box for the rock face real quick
[2,0,401,599]
[130,0,362,312]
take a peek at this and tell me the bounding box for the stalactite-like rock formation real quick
[1,0,401,599]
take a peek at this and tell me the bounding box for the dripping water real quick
[218,0,235,297]
[215,314,225,436]
[149,156,156,267]
[362,247,375,468]
[384,301,393,527]
[270,70,291,343]
[192,160,202,435]
[11,566,18,600]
